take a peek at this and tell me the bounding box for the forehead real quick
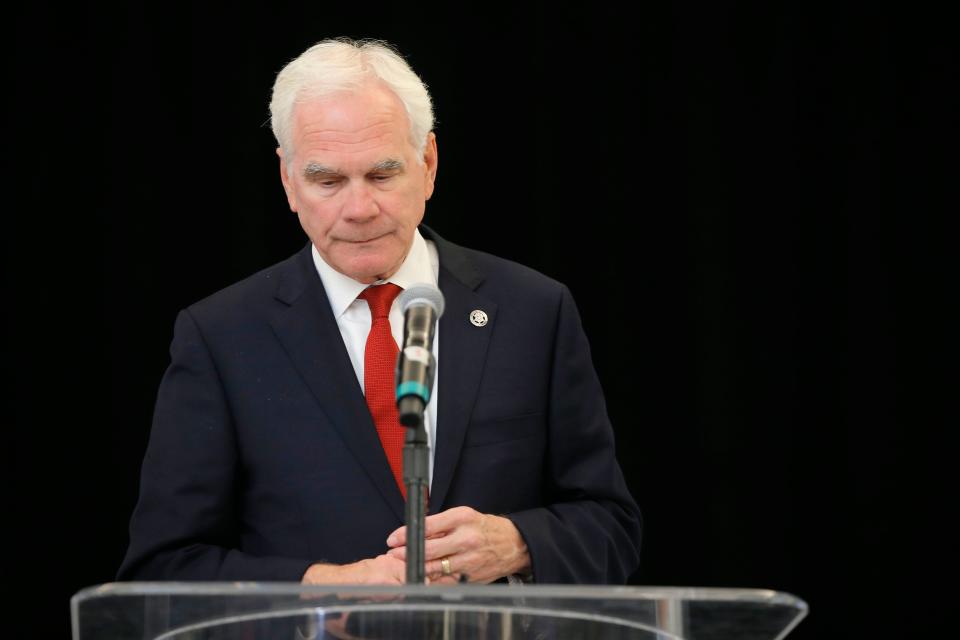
[291,84,413,162]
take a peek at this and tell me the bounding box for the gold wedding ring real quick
[440,557,452,576]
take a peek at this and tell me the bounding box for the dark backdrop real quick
[9,2,952,638]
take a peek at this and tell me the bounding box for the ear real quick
[277,147,297,212]
[422,132,438,200]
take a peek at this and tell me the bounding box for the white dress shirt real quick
[311,229,440,487]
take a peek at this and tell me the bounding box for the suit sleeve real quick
[505,285,642,584]
[117,309,312,581]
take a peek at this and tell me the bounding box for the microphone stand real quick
[395,285,444,586]
[400,397,429,584]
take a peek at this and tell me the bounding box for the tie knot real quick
[359,283,403,319]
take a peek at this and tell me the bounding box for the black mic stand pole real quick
[400,396,429,584]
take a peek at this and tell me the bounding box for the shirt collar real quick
[311,228,438,318]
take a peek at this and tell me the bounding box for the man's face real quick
[279,82,438,283]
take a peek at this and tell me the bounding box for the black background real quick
[9,2,953,638]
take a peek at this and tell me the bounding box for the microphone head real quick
[399,283,445,318]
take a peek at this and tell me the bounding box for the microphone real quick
[395,283,445,427]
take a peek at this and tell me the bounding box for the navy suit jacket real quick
[118,227,641,584]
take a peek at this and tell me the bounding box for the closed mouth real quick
[342,233,388,244]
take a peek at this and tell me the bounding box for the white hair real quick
[269,38,434,164]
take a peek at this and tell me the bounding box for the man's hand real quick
[301,554,406,585]
[385,506,531,584]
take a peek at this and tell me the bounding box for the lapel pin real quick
[469,310,488,327]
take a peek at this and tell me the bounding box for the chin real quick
[329,243,403,282]
[347,260,399,283]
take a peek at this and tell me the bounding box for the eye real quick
[312,177,342,189]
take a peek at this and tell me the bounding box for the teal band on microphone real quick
[396,381,431,403]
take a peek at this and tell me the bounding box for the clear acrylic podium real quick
[72,583,807,639]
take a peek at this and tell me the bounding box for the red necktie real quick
[358,283,406,498]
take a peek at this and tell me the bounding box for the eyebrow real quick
[302,159,405,178]
[303,162,338,178]
[371,159,404,172]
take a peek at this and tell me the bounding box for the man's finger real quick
[425,552,477,581]
[385,532,462,561]
[387,508,469,547]
[422,535,463,560]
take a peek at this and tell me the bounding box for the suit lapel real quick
[269,244,405,522]
[425,229,497,513]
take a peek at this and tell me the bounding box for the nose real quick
[341,180,380,222]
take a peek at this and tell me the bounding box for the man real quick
[118,38,641,585]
